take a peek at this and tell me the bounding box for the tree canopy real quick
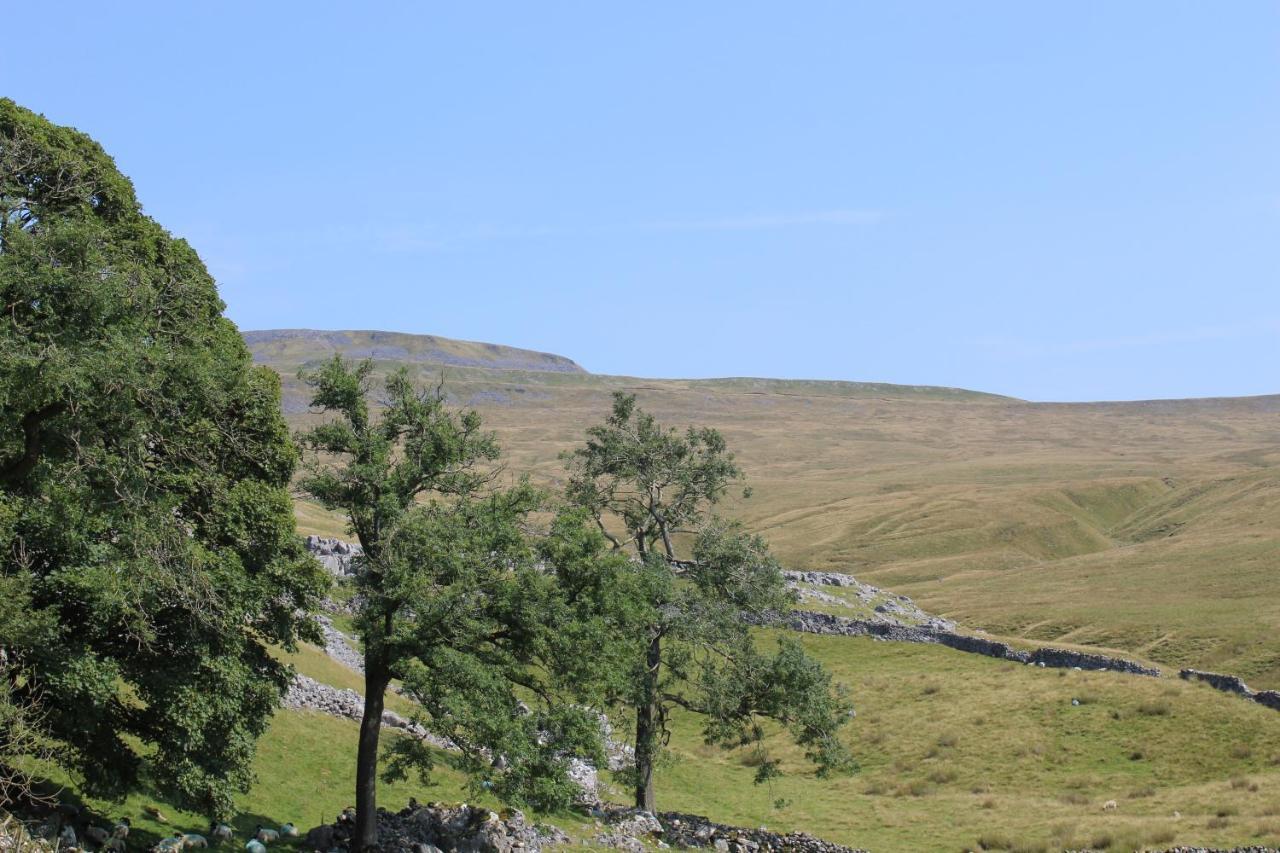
[565,393,854,811]
[297,359,616,849]
[0,99,326,817]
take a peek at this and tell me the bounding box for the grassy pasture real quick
[59,631,1280,853]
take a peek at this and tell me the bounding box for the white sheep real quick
[1102,799,1118,811]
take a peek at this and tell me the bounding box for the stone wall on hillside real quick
[769,609,1161,677]
[1180,669,1280,713]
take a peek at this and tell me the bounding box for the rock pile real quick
[306,536,363,577]
[1151,847,1280,852]
[284,674,454,749]
[1180,669,1280,713]
[316,614,365,672]
[302,802,567,852]
[781,571,956,632]
[657,810,869,853]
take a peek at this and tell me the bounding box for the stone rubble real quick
[316,614,365,673]
[302,802,568,852]
[780,571,956,632]
[284,673,455,750]
[655,810,869,853]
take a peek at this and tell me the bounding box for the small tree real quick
[566,393,854,811]
[297,359,609,850]
[0,98,326,817]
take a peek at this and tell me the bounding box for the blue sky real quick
[7,2,1277,401]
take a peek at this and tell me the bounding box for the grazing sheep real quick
[245,840,267,853]
[85,826,112,846]
[154,835,185,852]
[1102,799,1118,811]
[278,824,298,839]
[254,825,279,844]
[184,834,209,849]
[210,823,234,843]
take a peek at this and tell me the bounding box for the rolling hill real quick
[246,329,1280,688]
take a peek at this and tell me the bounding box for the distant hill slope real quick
[248,328,1280,688]
[243,328,1018,403]
[244,328,588,374]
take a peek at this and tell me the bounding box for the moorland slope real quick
[247,329,1280,688]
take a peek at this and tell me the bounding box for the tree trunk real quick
[633,632,661,812]
[353,659,391,851]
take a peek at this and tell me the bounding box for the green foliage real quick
[296,359,612,843]
[565,392,745,558]
[0,99,326,817]
[564,394,853,810]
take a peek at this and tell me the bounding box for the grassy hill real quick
[251,328,1280,689]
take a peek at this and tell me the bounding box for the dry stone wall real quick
[770,610,1160,676]
[1180,669,1280,713]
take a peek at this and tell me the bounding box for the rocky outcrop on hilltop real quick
[1180,669,1280,713]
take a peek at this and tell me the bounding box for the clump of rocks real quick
[780,570,956,632]
[656,811,868,853]
[306,535,363,577]
[302,802,567,852]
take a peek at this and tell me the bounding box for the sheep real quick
[145,807,170,824]
[85,826,112,846]
[245,840,267,853]
[1102,799,1118,811]
[278,823,298,839]
[210,823,235,843]
[103,838,127,853]
[113,819,131,840]
[153,835,185,852]
[184,834,209,849]
[254,825,280,844]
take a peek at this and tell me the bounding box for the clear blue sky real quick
[7,3,1277,401]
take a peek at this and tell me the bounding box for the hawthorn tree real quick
[565,393,854,811]
[297,359,612,850]
[0,99,326,816]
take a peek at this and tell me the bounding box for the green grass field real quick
[57,630,1280,853]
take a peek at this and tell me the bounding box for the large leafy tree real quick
[0,99,326,817]
[297,358,612,850]
[566,393,854,811]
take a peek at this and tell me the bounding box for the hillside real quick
[246,329,1280,688]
